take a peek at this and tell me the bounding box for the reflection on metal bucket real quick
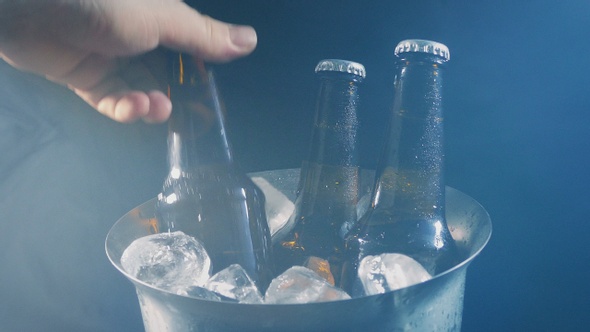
[106,169,491,332]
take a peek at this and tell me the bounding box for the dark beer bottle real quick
[274,59,365,286]
[156,53,274,290]
[342,40,460,293]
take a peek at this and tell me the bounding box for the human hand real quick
[0,0,257,123]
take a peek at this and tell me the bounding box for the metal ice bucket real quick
[106,169,491,331]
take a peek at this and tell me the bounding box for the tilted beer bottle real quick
[156,53,274,290]
[275,59,365,285]
[342,40,460,293]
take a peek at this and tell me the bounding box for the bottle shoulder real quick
[160,170,263,202]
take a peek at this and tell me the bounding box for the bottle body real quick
[158,169,274,289]
[275,60,365,286]
[157,54,274,290]
[343,40,459,294]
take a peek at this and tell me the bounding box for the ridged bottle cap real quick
[394,39,450,61]
[315,59,366,78]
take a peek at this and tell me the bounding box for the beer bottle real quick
[342,40,460,293]
[156,53,274,290]
[275,59,365,286]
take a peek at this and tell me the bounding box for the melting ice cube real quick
[251,176,295,241]
[340,191,371,238]
[358,253,432,296]
[120,231,211,295]
[204,264,264,304]
[265,266,351,304]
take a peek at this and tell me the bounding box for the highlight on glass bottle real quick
[156,53,274,291]
[273,59,365,287]
[341,39,461,296]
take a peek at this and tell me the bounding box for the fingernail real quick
[229,25,257,49]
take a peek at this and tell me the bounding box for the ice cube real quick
[340,191,371,238]
[251,176,295,241]
[120,231,211,294]
[358,253,432,296]
[356,191,372,221]
[265,266,351,304]
[204,264,264,304]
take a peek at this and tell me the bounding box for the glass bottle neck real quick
[296,72,362,222]
[307,72,362,167]
[166,54,234,175]
[372,53,446,220]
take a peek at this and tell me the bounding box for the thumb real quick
[156,3,257,62]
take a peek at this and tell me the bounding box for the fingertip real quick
[206,23,258,62]
[113,93,150,123]
[142,90,172,123]
[228,25,258,53]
